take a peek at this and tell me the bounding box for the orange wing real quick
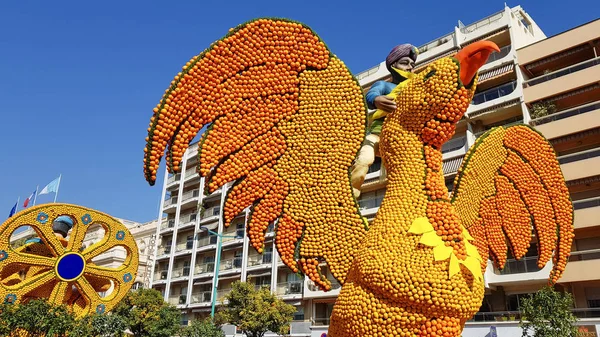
[143,18,368,290]
[451,125,574,283]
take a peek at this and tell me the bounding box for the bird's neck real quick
[377,125,451,231]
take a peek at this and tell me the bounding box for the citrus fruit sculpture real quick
[142,18,574,336]
[0,204,139,318]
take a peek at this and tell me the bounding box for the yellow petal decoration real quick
[433,244,453,261]
[409,217,484,282]
[408,217,434,234]
[449,254,461,279]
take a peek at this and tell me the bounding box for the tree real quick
[71,313,127,337]
[0,299,75,336]
[112,288,181,337]
[530,100,557,119]
[519,285,578,337]
[216,281,296,337]
[179,318,224,337]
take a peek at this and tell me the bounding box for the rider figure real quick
[351,43,419,198]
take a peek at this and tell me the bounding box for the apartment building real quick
[10,217,158,289]
[150,5,600,336]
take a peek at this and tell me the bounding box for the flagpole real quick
[53,174,62,203]
[16,197,20,213]
[33,185,39,206]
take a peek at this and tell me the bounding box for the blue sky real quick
[1,1,598,223]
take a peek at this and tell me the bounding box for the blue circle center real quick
[57,253,85,281]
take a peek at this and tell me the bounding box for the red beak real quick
[455,40,500,86]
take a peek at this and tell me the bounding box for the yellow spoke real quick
[10,251,56,268]
[84,265,123,282]
[75,277,101,304]
[49,281,70,305]
[4,270,55,292]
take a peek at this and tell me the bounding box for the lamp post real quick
[199,225,237,318]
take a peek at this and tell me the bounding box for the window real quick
[234,251,243,268]
[293,306,305,321]
[506,293,533,311]
[186,235,194,250]
[183,261,191,276]
[132,282,144,290]
[263,246,273,264]
[367,157,382,173]
[236,222,245,239]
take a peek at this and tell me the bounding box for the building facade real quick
[150,5,600,336]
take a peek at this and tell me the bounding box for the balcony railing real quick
[307,279,342,292]
[220,257,243,271]
[276,281,303,296]
[557,147,600,165]
[168,294,187,305]
[469,308,600,322]
[442,136,466,154]
[158,245,172,255]
[160,219,175,230]
[201,207,221,219]
[154,269,168,280]
[195,262,215,275]
[181,189,200,202]
[569,248,600,262]
[248,252,272,266]
[474,119,524,138]
[179,213,198,225]
[176,241,194,252]
[167,174,181,184]
[358,196,383,211]
[171,266,191,278]
[418,33,454,54]
[197,235,218,248]
[163,196,178,207]
[524,57,600,88]
[191,291,212,304]
[496,256,541,275]
[573,196,600,210]
[460,10,504,34]
[217,289,232,301]
[254,283,271,291]
[484,44,511,64]
[472,81,517,105]
[184,169,198,179]
[530,101,600,126]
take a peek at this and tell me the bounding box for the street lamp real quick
[199,225,237,318]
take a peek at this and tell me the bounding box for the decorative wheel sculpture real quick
[0,203,139,317]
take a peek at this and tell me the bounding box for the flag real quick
[40,176,60,195]
[23,190,36,208]
[8,201,17,217]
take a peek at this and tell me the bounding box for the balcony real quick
[248,252,272,269]
[467,81,521,119]
[524,57,600,88]
[178,213,198,229]
[460,9,507,43]
[524,58,600,104]
[163,196,178,212]
[468,308,600,322]
[190,291,212,305]
[558,148,600,182]
[217,288,232,301]
[166,173,181,188]
[531,101,600,140]
[195,262,215,276]
[304,278,342,299]
[200,206,221,224]
[156,245,172,258]
[160,219,175,232]
[168,294,188,306]
[573,197,600,230]
[484,258,552,287]
[560,249,600,283]
[184,168,199,182]
[219,257,243,272]
[175,241,194,254]
[276,281,303,298]
[171,266,191,279]
[197,235,218,250]
[153,269,169,283]
[180,189,201,207]
[416,32,456,64]
[496,256,542,275]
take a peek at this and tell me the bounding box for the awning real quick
[525,44,591,69]
[193,279,214,286]
[478,63,514,82]
[545,83,600,103]
[217,274,241,281]
[246,271,272,278]
[443,156,464,176]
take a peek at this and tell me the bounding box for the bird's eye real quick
[424,70,436,82]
